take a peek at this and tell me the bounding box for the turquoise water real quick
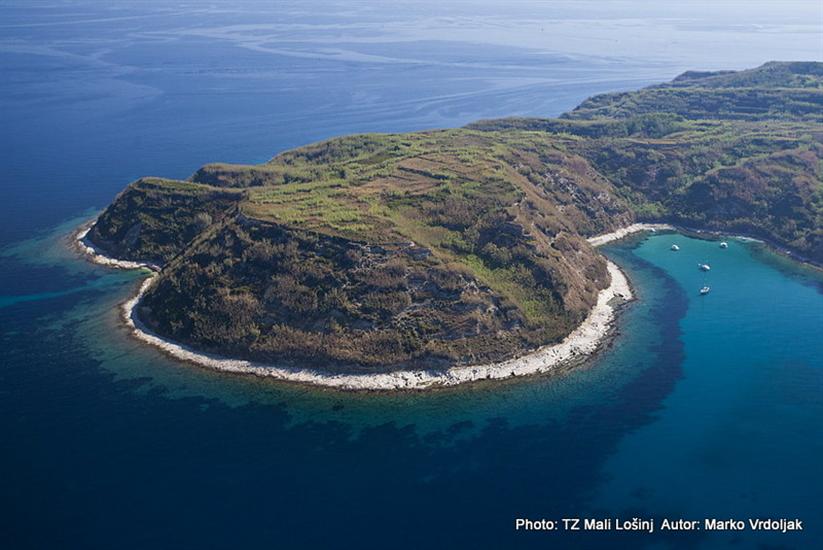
[595,234,823,547]
[2,223,821,548]
[2,2,823,548]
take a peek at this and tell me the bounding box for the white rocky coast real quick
[75,226,160,271]
[77,221,654,391]
[586,223,674,247]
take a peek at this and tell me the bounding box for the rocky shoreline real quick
[586,223,674,247]
[75,221,663,391]
[74,225,160,272]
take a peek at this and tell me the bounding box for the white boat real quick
[720,242,728,249]
[699,286,711,295]
[671,244,680,251]
[698,263,711,271]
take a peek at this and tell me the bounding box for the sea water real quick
[2,2,822,549]
[2,222,821,548]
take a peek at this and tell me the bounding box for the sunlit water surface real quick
[2,2,822,548]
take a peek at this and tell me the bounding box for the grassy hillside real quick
[565,61,823,122]
[88,61,823,371]
[87,177,243,264]
[127,131,628,370]
[471,61,823,262]
[575,124,823,259]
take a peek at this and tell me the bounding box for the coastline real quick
[74,225,161,272]
[586,223,674,247]
[77,221,660,391]
[673,225,823,271]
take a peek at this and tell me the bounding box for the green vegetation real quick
[89,61,823,371]
[88,177,243,264]
[565,61,823,122]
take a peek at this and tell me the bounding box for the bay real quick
[1,2,822,548]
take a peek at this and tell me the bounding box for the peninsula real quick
[79,61,823,389]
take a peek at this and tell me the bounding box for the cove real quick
[3,224,820,548]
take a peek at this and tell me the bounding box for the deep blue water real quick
[2,2,823,549]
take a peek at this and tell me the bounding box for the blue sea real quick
[1,2,822,548]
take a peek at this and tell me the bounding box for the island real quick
[77,61,823,389]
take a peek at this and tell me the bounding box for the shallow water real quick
[2,2,823,548]
[2,223,821,549]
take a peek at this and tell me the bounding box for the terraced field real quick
[86,62,823,371]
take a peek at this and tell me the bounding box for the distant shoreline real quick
[74,222,667,391]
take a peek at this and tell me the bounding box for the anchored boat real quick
[699,263,711,271]
[720,242,728,249]
[699,286,711,296]
[671,244,680,251]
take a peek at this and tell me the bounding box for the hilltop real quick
[86,61,823,374]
